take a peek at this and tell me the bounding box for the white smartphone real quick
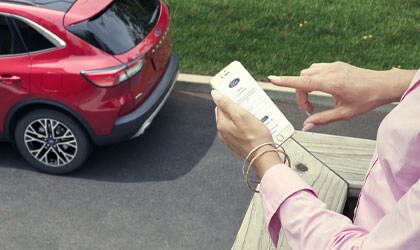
[210,61,294,144]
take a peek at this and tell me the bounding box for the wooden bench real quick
[232,131,376,250]
[292,131,376,198]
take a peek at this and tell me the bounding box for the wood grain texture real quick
[293,131,376,197]
[232,137,348,250]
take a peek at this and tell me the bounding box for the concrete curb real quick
[175,73,397,113]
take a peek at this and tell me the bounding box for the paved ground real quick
[0,90,388,250]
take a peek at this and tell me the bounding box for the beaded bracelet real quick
[242,142,291,193]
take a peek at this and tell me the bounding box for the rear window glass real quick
[67,0,160,55]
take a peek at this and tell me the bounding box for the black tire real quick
[14,109,93,174]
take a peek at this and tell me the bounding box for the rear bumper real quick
[93,53,179,145]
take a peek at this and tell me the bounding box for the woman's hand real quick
[269,62,415,130]
[211,90,282,179]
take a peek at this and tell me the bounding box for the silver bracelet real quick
[243,143,291,193]
[242,142,278,177]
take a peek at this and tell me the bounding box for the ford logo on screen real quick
[229,78,240,88]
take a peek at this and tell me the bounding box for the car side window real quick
[13,18,55,52]
[0,16,13,55]
[0,15,28,56]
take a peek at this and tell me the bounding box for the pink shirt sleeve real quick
[260,165,420,249]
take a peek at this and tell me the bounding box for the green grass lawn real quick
[166,0,419,80]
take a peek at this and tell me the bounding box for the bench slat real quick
[293,131,376,197]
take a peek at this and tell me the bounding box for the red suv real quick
[0,0,179,174]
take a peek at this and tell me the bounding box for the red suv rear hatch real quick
[113,2,172,108]
[65,0,172,109]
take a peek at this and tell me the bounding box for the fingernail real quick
[268,75,281,82]
[302,123,316,131]
[211,90,222,102]
[299,107,312,116]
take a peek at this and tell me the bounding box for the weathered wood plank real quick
[232,137,348,250]
[293,131,376,197]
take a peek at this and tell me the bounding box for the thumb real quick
[211,90,241,119]
[304,108,346,127]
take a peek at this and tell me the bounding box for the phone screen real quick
[210,61,294,144]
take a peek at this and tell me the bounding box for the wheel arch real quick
[4,99,96,144]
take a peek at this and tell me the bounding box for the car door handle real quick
[0,75,22,84]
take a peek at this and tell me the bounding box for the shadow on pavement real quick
[0,89,386,182]
[0,91,218,183]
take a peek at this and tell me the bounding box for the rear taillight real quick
[81,57,144,87]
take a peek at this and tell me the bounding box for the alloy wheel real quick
[23,118,78,167]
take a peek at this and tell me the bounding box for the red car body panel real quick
[0,0,179,144]
[0,54,31,132]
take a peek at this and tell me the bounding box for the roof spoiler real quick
[63,0,113,26]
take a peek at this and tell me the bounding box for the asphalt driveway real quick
[0,90,387,250]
